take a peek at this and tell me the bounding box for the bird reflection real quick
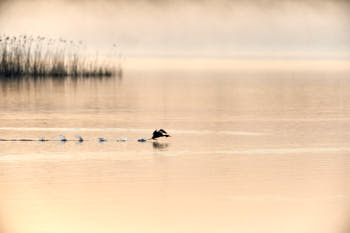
[152,141,169,151]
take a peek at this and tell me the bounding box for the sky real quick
[0,0,349,59]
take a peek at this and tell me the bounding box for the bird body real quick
[75,135,84,142]
[58,135,67,142]
[152,129,170,140]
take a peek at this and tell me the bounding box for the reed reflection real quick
[0,75,123,110]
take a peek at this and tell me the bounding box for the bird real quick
[75,135,84,142]
[98,137,107,142]
[151,129,170,140]
[39,137,47,142]
[58,135,67,142]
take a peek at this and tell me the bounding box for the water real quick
[1,67,350,233]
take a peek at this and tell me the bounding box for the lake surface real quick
[1,65,350,233]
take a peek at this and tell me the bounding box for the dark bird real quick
[58,135,67,142]
[151,129,170,140]
[75,135,84,142]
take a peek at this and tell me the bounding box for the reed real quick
[0,34,121,78]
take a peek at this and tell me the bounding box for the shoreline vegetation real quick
[0,35,122,78]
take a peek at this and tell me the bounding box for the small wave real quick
[216,147,350,154]
[150,147,350,156]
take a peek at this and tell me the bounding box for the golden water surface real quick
[1,65,350,233]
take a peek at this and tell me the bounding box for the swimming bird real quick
[75,135,84,142]
[58,135,67,142]
[39,137,47,142]
[151,129,170,140]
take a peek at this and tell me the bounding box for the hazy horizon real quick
[1,0,349,59]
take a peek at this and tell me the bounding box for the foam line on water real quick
[216,147,350,154]
[131,147,350,157]
[225,194,350,202]
[0,127,265,136]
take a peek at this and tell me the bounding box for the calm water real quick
[1,68,350,233]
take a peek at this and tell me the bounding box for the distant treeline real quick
[0,35,122,78]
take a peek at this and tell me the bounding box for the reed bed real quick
[0,35,121,78]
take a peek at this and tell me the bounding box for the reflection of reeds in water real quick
[0,35,122,78]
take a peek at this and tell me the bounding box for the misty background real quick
[0,0,349,59]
